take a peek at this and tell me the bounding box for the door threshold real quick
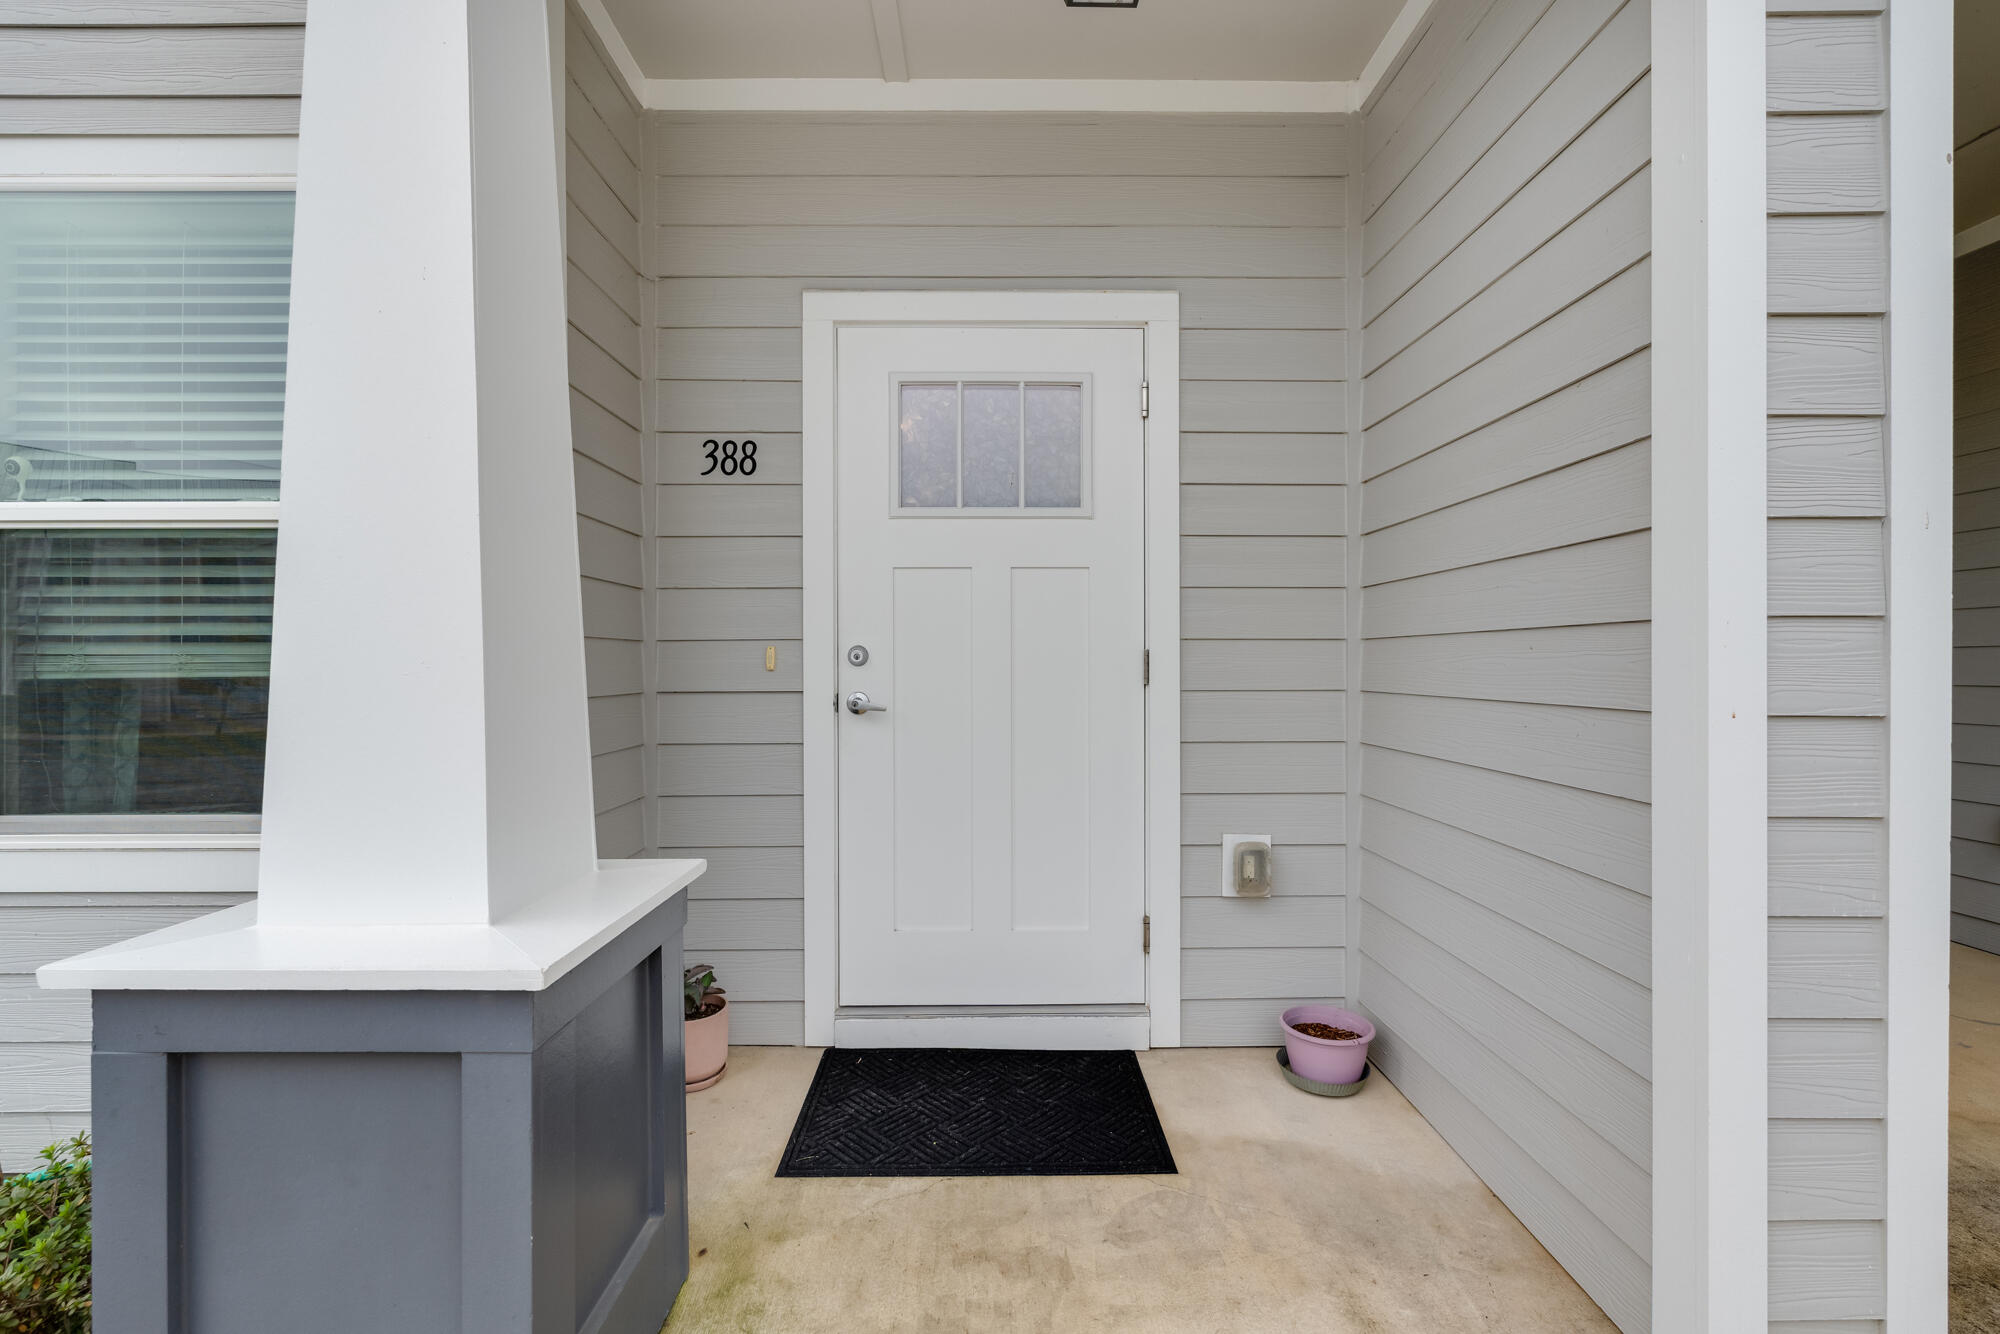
[831,1005,1150,1051]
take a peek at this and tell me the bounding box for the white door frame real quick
[800,290,1182,1048]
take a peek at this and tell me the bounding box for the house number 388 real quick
[701,439,758,477]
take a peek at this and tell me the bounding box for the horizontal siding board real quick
[1767,118,1887,214]
[1769,1020,1886,1117]
[1768,317,1886,415]
[1363,443,1649,586]
[662,847,804,900]
[1182,381,1348,434]
[1181,537,1345,589]
[0,906,214,971]
[1182,434,1345,485]
[649,114,1349,177]
[1181,996,1341,1046]
[1181,588,1344,639]
[655,174,1345,227]
[1181,690,1345,743]
[1364,624,1649,711]
[1768,217,1886,314]
[1181,794,1344,845]
[1181,948,1344,1001]
[1363,745,1649,893]
[1769,1120,1887,1221]
[1769,918,1886,1018]
[1768,1221,1886,1321]
[1181,742,1345,794]
[684,899,802,952]
[1361,352,1650,521]
[1362,908,1651,1168]
[1361,797,1650,985]
[1768,417,1885,517]
[1769,519,1885,615]
[1770,819,1886,917]
[652,275,1346,330]
[658,744,801,797]
[1769,717,1886,818]
[0,25,301,95]
[1766,16,1885,112]
[1180,485,1344,537]
[1181,641,1342,691]
[1182,896,1345,949]
[1364,851,1648,1075]
[653,226,1342,280]
[657,641,802,692]
[1363,693,1649,801]
[1363,533,1649,638]
[0,94,297,133]
[656,693,801,745]
[1769,619,1885,716]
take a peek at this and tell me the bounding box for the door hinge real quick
[1143,649,1150,687]
[1140,381,1150,419]
[1143,914,1151,955]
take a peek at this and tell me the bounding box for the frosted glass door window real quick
[894,379,1086,513]
[0,192,295,503]
[1025,385,1083,508]
[960,384,1020,507]
[898,384,958,508]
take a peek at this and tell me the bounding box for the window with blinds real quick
[0,191,293,821]
[0,192,293,503]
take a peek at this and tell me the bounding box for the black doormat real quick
[775,1047,1177,1178]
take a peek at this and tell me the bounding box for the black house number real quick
[701,438,758,477]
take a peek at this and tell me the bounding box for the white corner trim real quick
[643,77,1357,113]
[1649,0,1769,1325]
[1355,0,1440,112]
[0,136,297,186]
[798,289,1182,1050]
[1883,0,1955,1324]
[868,0,911,84]
[571,0,649,111]
[1957,212,2000,257]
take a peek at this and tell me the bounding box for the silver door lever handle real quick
[846,691,887,715]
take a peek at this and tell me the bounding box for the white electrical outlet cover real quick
[1220,834,1271,897]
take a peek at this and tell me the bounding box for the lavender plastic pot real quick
[1280,1004,1374,1086]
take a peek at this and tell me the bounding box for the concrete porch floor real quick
[664,1046,1616,1332]
[1954,942,2000,1329]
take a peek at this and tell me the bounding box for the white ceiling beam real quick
[641,77,1358,113]
[1958,213,2000,258]
[571,0,649,110]
[869,0,911,83]
[1354,0,1439,111]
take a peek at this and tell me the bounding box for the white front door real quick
[835,324,1148,1007]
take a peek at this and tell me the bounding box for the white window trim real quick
[0,161,295,880]
[800,289,1182,1049]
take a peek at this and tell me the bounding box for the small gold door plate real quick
[765,645,776,671]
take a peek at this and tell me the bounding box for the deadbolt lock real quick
[847,644,870,666]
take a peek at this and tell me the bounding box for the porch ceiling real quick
[596,0,1404,83]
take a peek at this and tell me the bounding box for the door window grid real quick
[896,379,1086,514]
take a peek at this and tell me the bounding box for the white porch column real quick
[1651,0,1770,1328]
[256,0,596,926]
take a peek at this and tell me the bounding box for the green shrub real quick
[0,1134,91,1334]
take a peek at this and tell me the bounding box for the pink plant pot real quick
[685,998,729,1092]
[1281,1004,1374,1086]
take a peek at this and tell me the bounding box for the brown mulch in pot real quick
[1291,1021,1361,1042]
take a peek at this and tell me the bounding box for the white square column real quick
[255,0,597,926]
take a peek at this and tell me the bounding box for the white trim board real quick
[1649,0,1770,1325]
[1884,0,1955,1323]
[575,0,1436,114]
[1958,213,2000,258]
[0,136,297,185]
[800,289,1182,1050]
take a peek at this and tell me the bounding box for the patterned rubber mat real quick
[775,1047,1178,1177]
